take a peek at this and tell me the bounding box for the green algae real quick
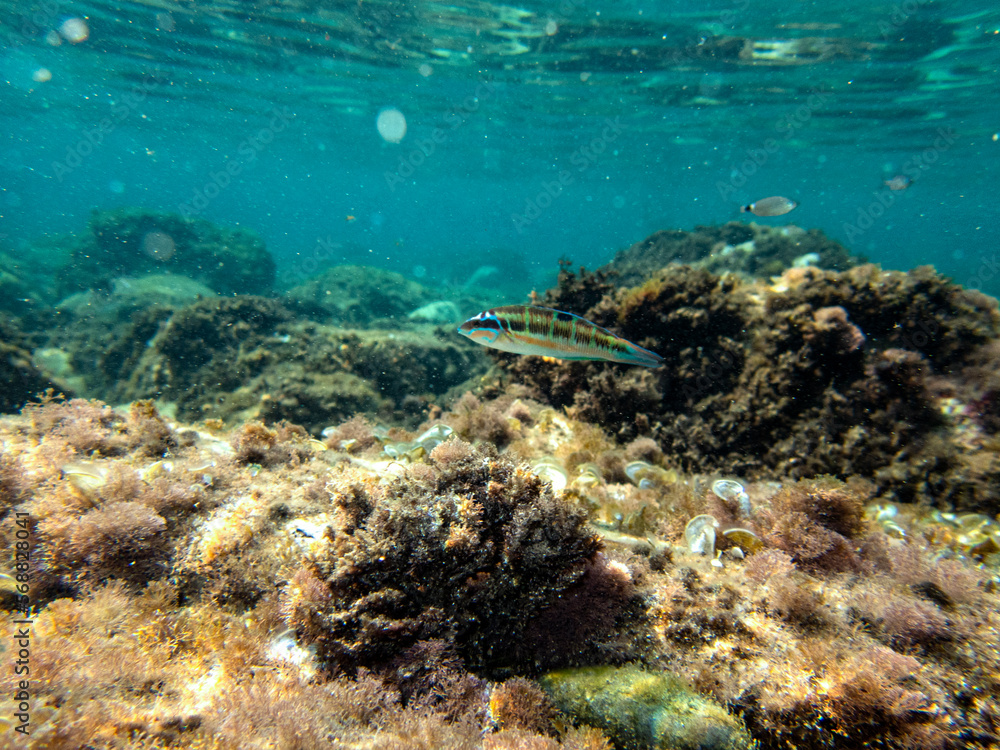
[539,665,754,750]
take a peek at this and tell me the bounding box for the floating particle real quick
[376,107,407,143]
[412,264,426,278]
[545,20,559,35]
[32,68,52,83]
[142,230,175,261]
[59,17,90,44]
[155,12,176,32]
[740,195,797,217]
[45,29,62,46]
[884,175,912,191]
[108,180,125,194]
[418,63,433,77]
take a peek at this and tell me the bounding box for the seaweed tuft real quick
[286,442,601,675]
[447,392,517,447]
[43,501,169,588]
[231,420,311,467]
[488,678,557,734]
[755,478,871,574]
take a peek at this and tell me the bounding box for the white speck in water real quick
[376,107,407,143]
[59,17,90,44]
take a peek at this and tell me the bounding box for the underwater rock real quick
[606,222,861,285]
[85,295,488,431]
[408,299,462,324]
[285,264,438,326]
[0,233,68,312]
[56,274,217,319]
[462,264,499,290]
[499,260,1000,509]
[44,274,218,394]
[52,208,275,297]
[539,665,753,750]
[0,317,65,411]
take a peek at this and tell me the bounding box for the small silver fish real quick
[741,196,798,217]
[457,305,663,367]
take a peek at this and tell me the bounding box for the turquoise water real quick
[1,0,998,296]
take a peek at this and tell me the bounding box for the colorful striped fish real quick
[457,305,663,367]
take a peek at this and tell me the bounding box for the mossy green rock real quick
[101,296,486,429]
[56,208,275,297]
[539,665,753,750]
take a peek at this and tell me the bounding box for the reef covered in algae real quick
[0,209,504,430]
[606,222,862,286]
[2,215,1000,749]
[500,260,1000,512]
[1,391,999,749]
